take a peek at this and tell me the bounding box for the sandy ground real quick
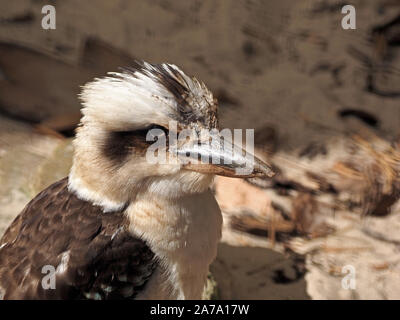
[211,243,308,300]
[1,0,400,299]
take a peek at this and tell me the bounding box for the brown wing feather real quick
[0,178,157,300]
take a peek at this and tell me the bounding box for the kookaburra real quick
[0,61,273,300]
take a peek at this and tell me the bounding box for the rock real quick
[0,115,72,236]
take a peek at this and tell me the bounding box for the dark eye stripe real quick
[102,125,168,165]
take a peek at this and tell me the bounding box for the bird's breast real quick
[125,189,222,299]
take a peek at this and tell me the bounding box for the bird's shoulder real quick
[0,177,157,300]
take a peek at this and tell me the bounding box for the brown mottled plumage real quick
[0,178,156,299]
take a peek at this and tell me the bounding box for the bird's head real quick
[69,62,274,211]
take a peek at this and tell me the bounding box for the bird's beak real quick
[176,132,275,178]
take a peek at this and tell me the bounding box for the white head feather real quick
[79,62,216,131]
